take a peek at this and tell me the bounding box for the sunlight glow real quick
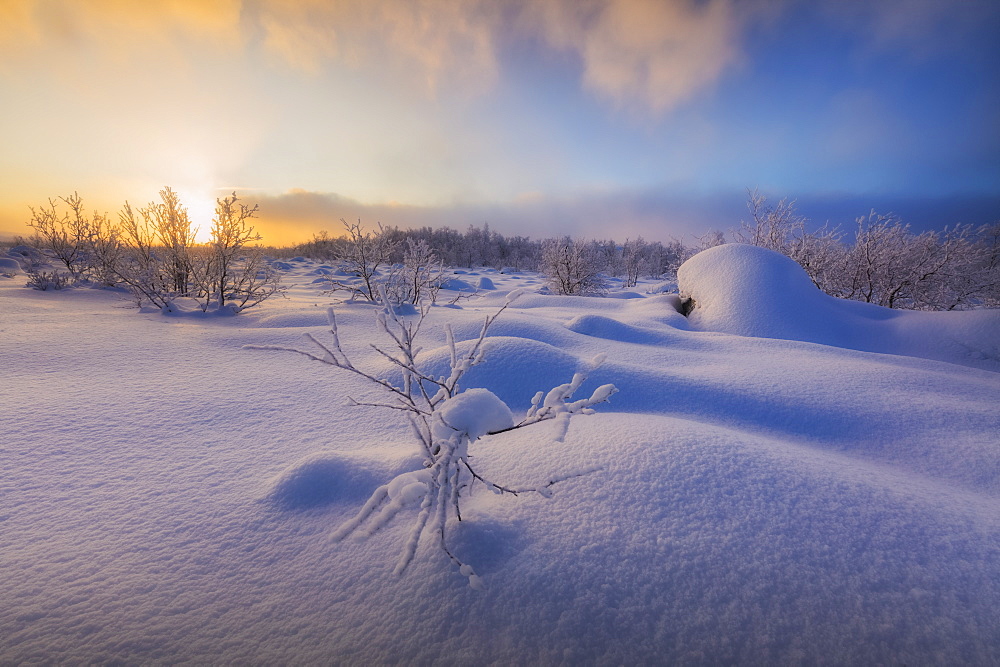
[175,188,218,244]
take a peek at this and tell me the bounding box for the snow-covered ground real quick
[2,248,999,664]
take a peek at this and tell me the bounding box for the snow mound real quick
[565,314,679,345]
[6,245,44,267]
[678,244,1000,370]
[477,276,496,290]
[439,278,475,292]
[265,450,421,510]
[435,388,514,440]
[0,257,21,276]
[254,311,330,328]
[678,244,831,340]
[417,336,580,409]
[459,316,579,349]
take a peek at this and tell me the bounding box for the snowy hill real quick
[2,246,998,664]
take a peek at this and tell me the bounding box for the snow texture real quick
[1,254,999,664]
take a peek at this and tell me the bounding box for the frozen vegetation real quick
[1,244,999,664]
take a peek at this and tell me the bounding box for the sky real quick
[1,0,998,245]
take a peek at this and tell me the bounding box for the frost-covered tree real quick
[621,237,649,287]
[943,222,1000,309]
[25,192,96,281]
[148,187,197,294]
[385,238,446,305]
[293,230,344,260]
[24,188,282,313]
[830,212,995,310]
[737,188,842,291]
[111,199,178,308]
[249,291,617,587]
[325,219,397,301]
[189,193,282,312]
[542,236,607,295]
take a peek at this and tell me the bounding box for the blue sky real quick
[1,0,997,244]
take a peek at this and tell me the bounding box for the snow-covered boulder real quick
[677,243,1000,370]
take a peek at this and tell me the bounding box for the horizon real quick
[2,0,998,245]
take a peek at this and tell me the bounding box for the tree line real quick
[9,187,999,311]
[290,189,999,309]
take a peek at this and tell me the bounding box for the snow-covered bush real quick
[831,213,999,310]
[384,238,447,305]
[249,291,617,587]
[25,270,72,291]
[324,219,397,301]
[188,193,282,313]
[24,192,93,282]
[737,189,1000,310]
[25,188,282,313]
[541,236,607,295]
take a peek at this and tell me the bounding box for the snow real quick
[0,257,21,276]
[1,251,999,664]
[678,243,1000,371]
[435,388,514,440]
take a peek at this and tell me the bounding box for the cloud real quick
[0,0,243,65]
[818,0,1000,59]
[249,0,750,110]
[1,0,752,113]
[251,0,502,95]
[250,0,747,113]
[523,0,743,113]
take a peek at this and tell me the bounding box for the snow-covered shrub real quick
[188,193,282,312]
[736,188,842,291]
[324,219,397,301]
[25,192,93,281]
[541,236,607,295]
[384,238,447,305]
[831,213,999,310]
[25,270,72,291]
[248,291,617,587]
[23,188,282,313]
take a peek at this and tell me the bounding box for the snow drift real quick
[678,243,1000,371]
[1,256,998,665]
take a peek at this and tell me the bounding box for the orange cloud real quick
[1,0,753,112]
[0,0,243,65]
[253,0,501,95]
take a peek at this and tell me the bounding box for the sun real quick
[175,188,218,244]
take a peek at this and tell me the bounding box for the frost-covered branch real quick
[248,290,617,588]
